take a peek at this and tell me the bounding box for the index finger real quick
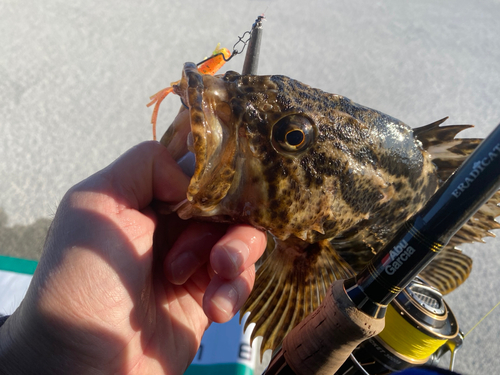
[98,141,190,210]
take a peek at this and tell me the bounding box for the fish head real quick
[168,63,431,243]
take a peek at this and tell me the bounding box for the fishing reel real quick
[335,278,463,375]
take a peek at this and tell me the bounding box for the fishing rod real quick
[263,122,500,375]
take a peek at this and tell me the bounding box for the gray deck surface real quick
[1,1,500,373]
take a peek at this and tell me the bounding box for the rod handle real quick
[280,280,385,375]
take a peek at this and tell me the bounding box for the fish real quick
[158,62,500,356]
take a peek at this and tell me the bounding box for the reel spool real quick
[336,278,461,375]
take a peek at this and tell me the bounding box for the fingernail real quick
[169,252,196,284]
[215,239,250,276]
[210,283,239,318]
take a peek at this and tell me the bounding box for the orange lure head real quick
[147,44,231,140]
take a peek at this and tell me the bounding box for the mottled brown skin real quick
[173,64,439,246]
[163,62,486,356]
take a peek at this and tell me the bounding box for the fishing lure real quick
[147,45,231,140]
[147,17,261,140]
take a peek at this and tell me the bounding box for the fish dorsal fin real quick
[425,191,500,295]
[449,190,500,247]
[419,192,500,295]
[413,118,481,183]
[414,119,500,294]
[241,238,354,359]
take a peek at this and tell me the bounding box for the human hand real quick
[0,141,266,375]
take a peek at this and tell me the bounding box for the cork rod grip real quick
[282,280,385,375]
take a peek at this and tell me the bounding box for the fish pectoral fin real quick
[241,238,355,359]
[418,246,473,295]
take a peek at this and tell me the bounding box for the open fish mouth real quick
[171,63,238,218]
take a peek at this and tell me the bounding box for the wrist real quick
[0,313,27,374]
[0,311,45,374]
[0,310,58,374]
[0,308,100,375]
[0,315,8,329]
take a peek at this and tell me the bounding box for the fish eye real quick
[285,129,305,146]
[272,115,315,153]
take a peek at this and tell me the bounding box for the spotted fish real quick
[159,62,500,356]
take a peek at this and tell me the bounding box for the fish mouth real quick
[171,63,237,218]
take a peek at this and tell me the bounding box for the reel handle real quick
[265,280,385,375]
